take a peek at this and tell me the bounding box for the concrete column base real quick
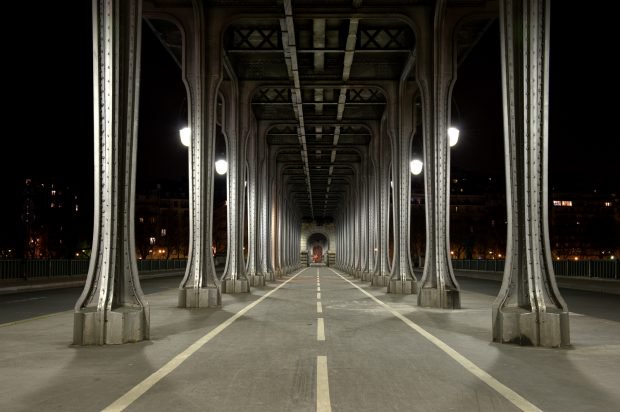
[222,279,250,294]
[263,271,275,282]
[371,275,390,286]
[493,307,570,347]
[418,288,460,309]
[248,275,265,287]
[73,306,149,345]
[387,279,416,294]
[178,286,221,308]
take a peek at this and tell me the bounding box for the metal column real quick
[492,0,570,347]
[74,0,149,345]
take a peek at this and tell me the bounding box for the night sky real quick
[1,2,617,247]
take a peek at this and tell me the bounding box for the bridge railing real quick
[0,259,188,281]
[451,259,619,280]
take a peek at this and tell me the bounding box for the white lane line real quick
[317,301,323,313]
[316,356,332,412]
[102,268,307,412]
[317,286,321,292]
[328,268,542,412]
[317,292,321,300]
[317,317,325,341]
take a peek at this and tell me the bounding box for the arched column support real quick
[492,0,570,347]
[74,0,149,345]
[176,1,222,309]
[416,1,461,308]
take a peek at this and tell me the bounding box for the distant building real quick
[411,174,620,261]
[550,191,619,260]
[135,181,190,259]
[15,178,89,259]
[134,180,229,261]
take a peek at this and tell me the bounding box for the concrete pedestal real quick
[418,288,460,309]
[371,275,390,287]
[222,279,250,294]
[387,279,416,294]
[178,287,221,308]
[248,275,265,287]
[360,272,372,282]
[74,306,149,345]
[493,307,570,347]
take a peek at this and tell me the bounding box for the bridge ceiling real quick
[224,11,413,221]
[145,1,494,222]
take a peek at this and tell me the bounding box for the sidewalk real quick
[453,270,620,295]
[0,270,184,295]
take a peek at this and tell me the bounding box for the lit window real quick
[560,200,573,207]
[50,202,55,208]
[604,201,612,207]
[161,228,167,236]
[139,217,144,223]
[75,205,79,212]
[51,190,56,196]
[553,200,561,206]
[149,237,156,245]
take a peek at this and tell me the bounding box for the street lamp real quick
[409,159,423,175]
[179,127,190,147]
[448,127,460,147]
[215,159,228,175]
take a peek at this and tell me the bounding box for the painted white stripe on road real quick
[317,301,323,313]
[316,356,332,412]
[328,268,542,412]
[317,317,325,341]
[317,286,321,292]
[317,292,321,300]
[102,268,306,412]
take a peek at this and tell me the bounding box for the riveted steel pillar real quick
[74,0,149,345]
[347,194,355,274]
[359,154,371,281]
[258,129,275,282]
[492,0,569,347]
[372,116,392,286]
[388,70,418,295]
[273,165,284,278]
[353,168,362,277]
[221,80,250,294]
[177,2,221,309]
[417,1,460,308]
[242,87,263,287]
[257,123,273,280]
[364,156,378,281]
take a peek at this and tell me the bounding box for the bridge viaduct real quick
[75,0,568,351]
